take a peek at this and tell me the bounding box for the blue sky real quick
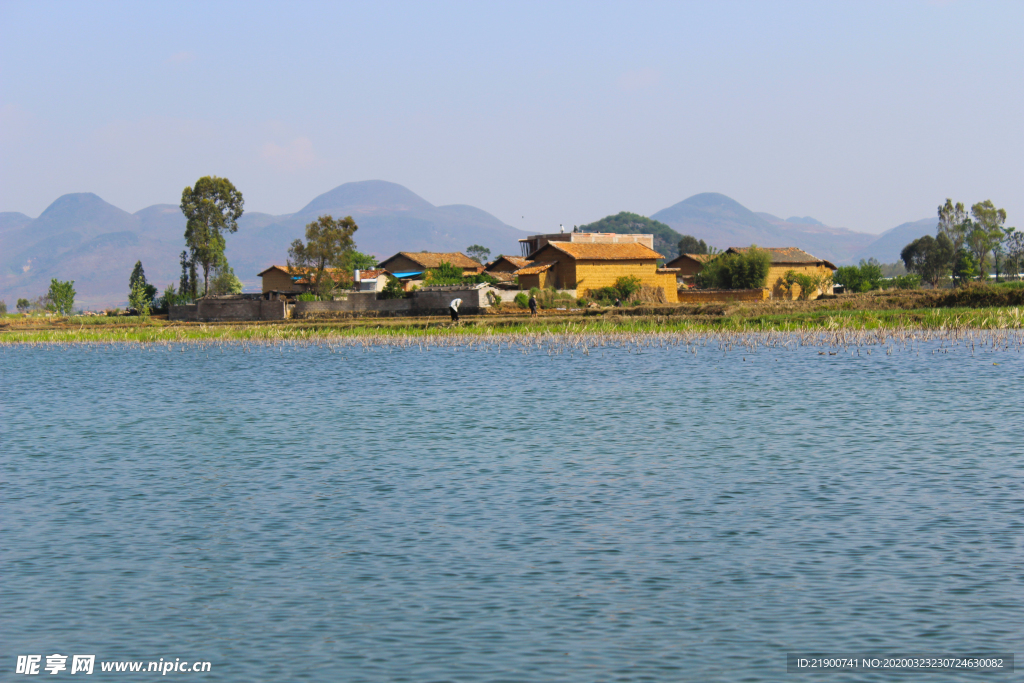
[1,0,1021,234]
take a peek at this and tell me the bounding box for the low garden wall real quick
[170,298,287,322]
[676,288,770,303]
[488,289,577,303]
[293,286,496,319]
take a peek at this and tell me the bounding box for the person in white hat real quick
[449,298,462,322]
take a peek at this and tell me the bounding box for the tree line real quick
[901,199,1019,287]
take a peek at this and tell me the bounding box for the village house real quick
[376,251,483,289]
[725,247,837,299]
[485,255,532,274]
[257,265,350,297]
[515,241,679,302]
[353,269,388,292]
[664,253,716,286]
[484,255,532,284]
[517,231,654,258]
[378,251,483,276]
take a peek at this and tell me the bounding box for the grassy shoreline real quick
[2,303,1022,344]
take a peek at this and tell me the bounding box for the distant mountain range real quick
[0,181,528,308]
[651,193,937,265]
[0,182,938,308]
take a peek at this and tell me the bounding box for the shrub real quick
[0,300,6,316]
[534,287,574,309]
[129,278,151,319]
[695,247,769,289]
[614,275,642,300]
[783,270,834,299]
[209,264,243,295]
[380,275,405,299]
[464,272,499,285]
[513,292,529,308]
[887,274,922,290]
[587,286,620,306]
[835,259,884,293]
[834,266,863,292]
[297,292,318,302]
[485,290,503,307]
[783,271,816,300]
[424,261,465,285]
[730,247,771,289]
[47,279,76,317]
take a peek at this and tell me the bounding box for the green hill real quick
[577,212,684,260]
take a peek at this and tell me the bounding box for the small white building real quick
[354,269,388,292]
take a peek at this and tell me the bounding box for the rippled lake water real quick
[2,337,1022,681]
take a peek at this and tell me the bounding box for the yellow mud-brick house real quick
[377,251,484,277]
[258,265,350,296]
[485,255,532,274]
[515,241,679,302]
[664,253,717,285]
[726,247,837,299]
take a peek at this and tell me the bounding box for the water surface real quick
[2,338,1022,681]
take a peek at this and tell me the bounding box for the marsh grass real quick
[2,305,1022,346]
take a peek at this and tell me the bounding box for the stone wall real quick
[169,299,288,321]
[676,288,769,303]
[488,289,577,303]
[294,296,412,318]
[293,286,496,319]
[169,304,199,321]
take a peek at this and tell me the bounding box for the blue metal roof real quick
[390,271,424,278]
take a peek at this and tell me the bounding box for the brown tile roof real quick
[515,261,557,275]
[727,247,836,270]
[664,253,718,268]
[489,271,517,282]
[685,253,716,263]
[535,242,663,260]
[258,265,348,281]
[485,255,531,271]
[356,269,386,279]
[380,251,481,269]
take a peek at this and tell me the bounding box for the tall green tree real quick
[178,250,198,301]
[287,214,359,298]
[180,176,244,296]
[900,233,954,288]
[209,264,244,295]
[128,260,158,305]
[344,251,378,271]
[952,251,976,285]
[696,246,770,289]
[17,298,30,313]
[129,278,151,319]
[968,200,1007,278]
[47,279,76,316]
[1004,228,1023,280]
[466,244,491,264]
[677,235,709,255]
[937,199,970,253]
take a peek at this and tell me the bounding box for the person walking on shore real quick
[449,298,462,323]
[528,294,538,316]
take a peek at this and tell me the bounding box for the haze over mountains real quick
[1,181,936,308]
